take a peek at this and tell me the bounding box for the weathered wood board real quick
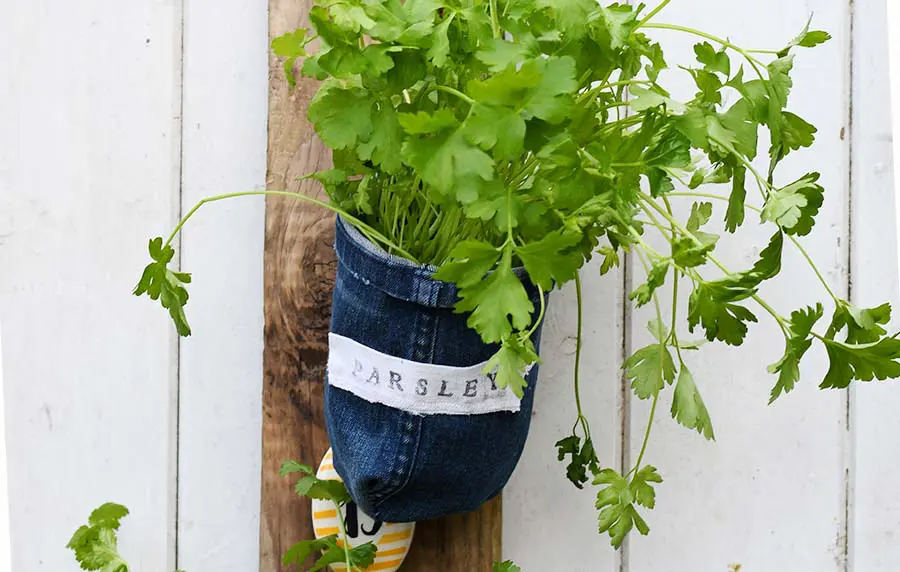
[261,1,501,570]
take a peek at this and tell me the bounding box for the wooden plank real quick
[262,2,502,570]
[627,1,851,570]
[503,264,624,570]
[260,3,335,568]
[177,0,267,570]
[0,0,183,569]
[849,0,900,568]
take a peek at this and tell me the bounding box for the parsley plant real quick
[134,0,900,548]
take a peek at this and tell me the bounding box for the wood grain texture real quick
[261,3,335,569]
[262,1,501,570]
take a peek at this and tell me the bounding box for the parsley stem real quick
[666,191,761,212]
[489,0,501,38]
[524,284,547,340]
[662,196,686,363]
[641,23,767,68]
[433,85,475,105]
[664,191,842,304]
[164,190,419,262]
[333,500,354,571]
[707,136,771,199]
[633,392,659,476]
[573,273,586,424]
[637,193,791,332]
[636,0,671,28]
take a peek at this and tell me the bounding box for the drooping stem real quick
[636,0,671,28]
[165,190,418,262]
[333,500,354,571]
[637,194,791,333]
[663,191,842,305]
[662,196,686,364]
[641,23,767,68]
[573,272,588,434]
[524,284,547,340]
[633,392,659,475]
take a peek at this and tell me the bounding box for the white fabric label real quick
[327,333,522,415]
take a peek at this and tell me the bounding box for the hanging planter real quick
[134,0,900,563]
[326,216,545,522]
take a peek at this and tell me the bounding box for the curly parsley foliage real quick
[132,0,900,551]
[67,503,131,572]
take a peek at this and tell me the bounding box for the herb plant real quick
[135,0,900,549]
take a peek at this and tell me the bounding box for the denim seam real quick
[372,413,422,519]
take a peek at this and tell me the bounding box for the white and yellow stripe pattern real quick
[312,449,415,572]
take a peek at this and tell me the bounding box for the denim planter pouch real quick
[325,217,545,523]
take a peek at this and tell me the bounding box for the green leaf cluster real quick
[279,460,377,572]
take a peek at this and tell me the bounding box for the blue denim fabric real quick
[325,217,545,522]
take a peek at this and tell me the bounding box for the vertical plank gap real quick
[617,252,634,572]
[843,0,857,569]
[172,0,187,568]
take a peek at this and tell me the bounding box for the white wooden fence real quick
[1,0,898,571]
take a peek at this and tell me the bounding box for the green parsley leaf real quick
[134,237,192,337]
[455,249,535,343]
[516,230,583,291]
[673,202,719,268]
[280,458,352,503]
[283,536,337,568]
[294,475,353,504]
[67,503,130,572]
[357,104,405,173]
[670,364,715,440]
[465,104,527,160]
[598,246,620,275]
[555,434,601,489]
[428,15,454,67]
[272,29,308,89]
[401,112,495,201]
[477,39,532,72]
[630,260,668,307]
[687,281,758,346]
[594,465,661,548]
[434,241,502,288]
[483,335,539,398]
[624,342,677,399]
[309,83,374,150]
[761,172,824,236]
[493,561,522,572]
[725,165,747,232]
[821,337,900,390]
[694,42,730,76]
[782,17,832,53]
[768,303,824,403]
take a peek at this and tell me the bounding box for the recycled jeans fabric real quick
[324,216,545,523]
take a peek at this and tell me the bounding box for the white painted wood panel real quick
[0,0,183,570]
[0,324,12,571]
[177,0,267,569]
[504,264,625,571]
[850,0,900,568]
[627,1,851,570]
